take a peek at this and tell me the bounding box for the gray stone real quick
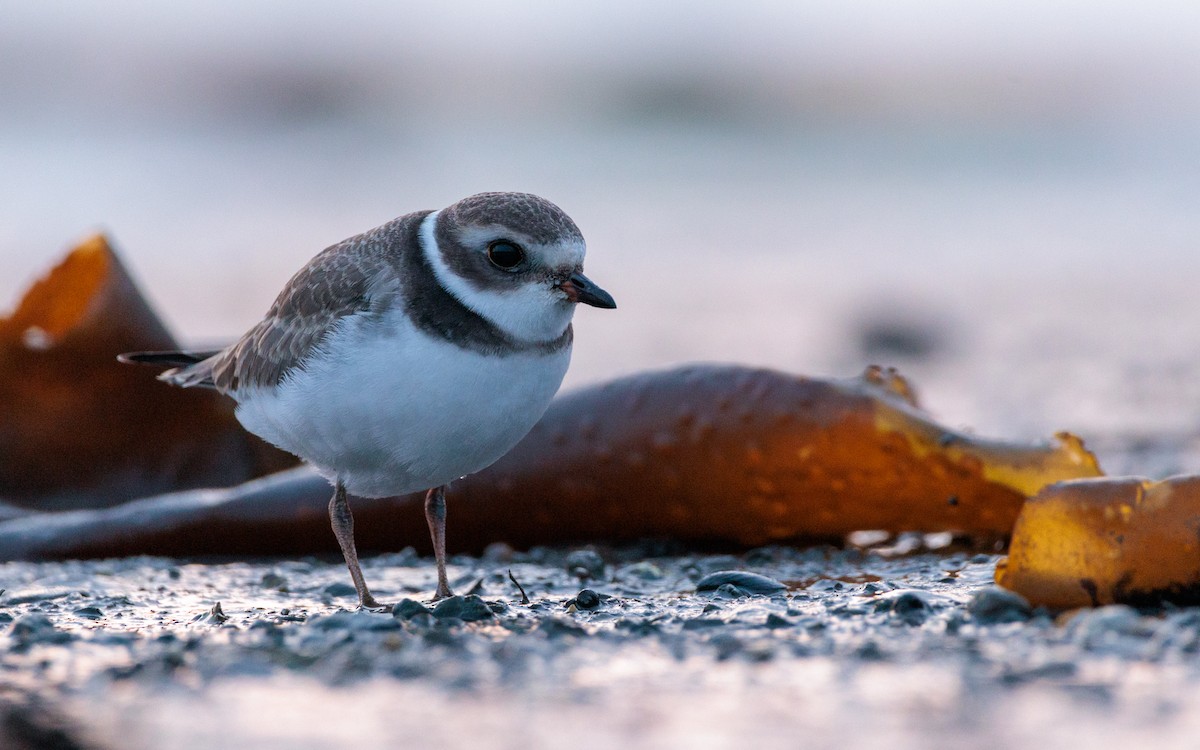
[432,595,494,622]
[322,582,357,598]
[9,614,73,646]
[565,549,606,581]
[695,571,786,595]
[392,598,433,620]
[968,587,1033,624]
[874,589,934,625]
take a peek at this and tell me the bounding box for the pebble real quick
[765,613,794,629]
[392,599,434,620]
[873,589,935,625]
[968,587,1033,624]
[574,589,601,610]
[260,573,288,590]
[9,614,73,647]
[695,571,787,595]
[1068,605,1156,649]
[194,602,229,625]
[565,549,606,581]
[481,542,515,563]
[322,582,357,599]
[73,606,105,620]
[619,561,666,581]
[432,595,495,622]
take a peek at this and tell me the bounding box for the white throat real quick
[419,211,575,343]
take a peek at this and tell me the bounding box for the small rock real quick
[968,587,1033,624]
[323,582,357,599]
[874,589,934,625]
[260,572,288,590]
[565,549,606,581]
[482,542,515,563]
[73,606,105,621]
[9,614,73,646]
[696,571,787,595]
[574,589,601,610]
[619,561,665,581]
[765,613,794,629]
[432,595,494,622]
[1069,605,1155,648]
[393,599,434,620]
[196,602,229,625]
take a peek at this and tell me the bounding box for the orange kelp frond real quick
[1,234,115,347]
[996,475,1200,609]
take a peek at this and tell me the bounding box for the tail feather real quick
[118,350,221,389]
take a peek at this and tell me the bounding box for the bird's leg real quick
[328,482,385,611]
[425,485,453,599]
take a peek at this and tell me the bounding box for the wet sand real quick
[5,529,1200,750]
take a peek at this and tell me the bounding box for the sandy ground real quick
[5,533,1200,750]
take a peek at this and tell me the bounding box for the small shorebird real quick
[122,192,615,609]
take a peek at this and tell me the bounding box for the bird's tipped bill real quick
[559,272,616,309]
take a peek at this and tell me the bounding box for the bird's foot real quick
[430,585,454,603]
[358,594,390,613]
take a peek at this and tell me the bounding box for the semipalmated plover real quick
[121,192,615,609]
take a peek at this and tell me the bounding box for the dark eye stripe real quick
[487,240,525,270]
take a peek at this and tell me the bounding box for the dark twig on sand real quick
[508,569,530,604]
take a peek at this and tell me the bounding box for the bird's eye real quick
[487,240,525,270]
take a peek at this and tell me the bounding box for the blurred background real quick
[2,1,1199,471]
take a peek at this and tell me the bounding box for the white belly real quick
[234,313,571,497]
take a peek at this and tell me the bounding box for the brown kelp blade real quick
[996,475,1200,609]
[443,364,1100,551]
[0,235,294,510]
[0,364,1101,560]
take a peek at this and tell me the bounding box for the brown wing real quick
[196,241,394,396]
